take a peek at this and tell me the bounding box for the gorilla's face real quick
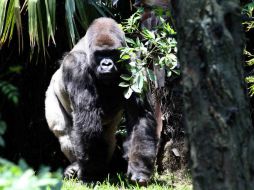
[93,50,121,82]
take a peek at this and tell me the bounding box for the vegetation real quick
[119,9,178,98]
[0,0,116,54]
[0,158,62,190]
[62,172,192,190]
[0,0,254,189]
[0,65,21,147]
[243,2,254,96]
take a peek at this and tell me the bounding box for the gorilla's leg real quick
[45,78,77,174]
[69,105,106,181]
[124,95,158,185]
[71,110,123,181]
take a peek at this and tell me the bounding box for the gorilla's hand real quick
[64,162,81,179]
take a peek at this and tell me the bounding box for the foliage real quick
[242,1,254,97]
[0,66,61,190]
[0,65,21,147]
[242,1,254,31]
[0,158,62,190]
[119,9,178,99]
[0,120,7,147]
[0,0,117,54]
[0,80,18,146]
[0,0,23,52]
[0,81,19,105]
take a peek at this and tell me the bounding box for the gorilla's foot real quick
[64,162,81,179]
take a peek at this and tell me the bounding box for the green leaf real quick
[8,65,23,73]
[45,0,56,45]
[125,37,135,45]
[28,0,47,55]
[14,0,23,52]
[0,81,19,104]
[246,58,254,66]
[131,84,141,93]
[137,74,144,91]
[0,0,8,38]
[142,29,155,40]
[75,0,89,30]
[0,136,5,147]
[124,87,133,99]
[90,1,107,17]
[146,68,156,82]
[0,121,7,135]
[0,0,22,49]
[246,76,254,83]
[119,82,129,87]
[121,54,130,60]
[129,61,136,67]
[18,159,29,172]
[120,74,132,81]
[167,70,172,77]
[65,0,78,46]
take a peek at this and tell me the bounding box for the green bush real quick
[0,158,62,190]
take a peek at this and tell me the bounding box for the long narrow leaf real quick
[14,0,23,52]
[0,0,8,37]
[0,0,15,46]
[65,0,77,45]
[28,0,48,56]
[36,0,46,56]
[28,0,38,49]
[75,0,89,30]
[45,0,56,45]
[90,1,107,17]
[0,0,23,51]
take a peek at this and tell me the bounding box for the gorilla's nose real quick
[101,59,114,71]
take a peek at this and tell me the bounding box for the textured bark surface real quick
[175,0,254,189]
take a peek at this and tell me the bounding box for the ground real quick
[62,171,192,190]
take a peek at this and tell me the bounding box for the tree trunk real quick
[174,0,254,189]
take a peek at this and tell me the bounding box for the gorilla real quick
[45,17,158,184]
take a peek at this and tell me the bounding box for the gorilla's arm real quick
[124,94,158,183]
[45,69,75,162]
[62,51,108,179]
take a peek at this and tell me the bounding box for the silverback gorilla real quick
[45,17,158,184]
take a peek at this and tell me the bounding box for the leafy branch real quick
[119,9,178,99]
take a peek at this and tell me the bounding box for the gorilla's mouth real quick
[97,72,120,85]
[99,72,119,80]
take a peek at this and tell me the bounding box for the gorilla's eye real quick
[94,50,120,63]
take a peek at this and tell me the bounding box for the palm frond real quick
[0,0,8,38]
[75,0,89,31]
[65,0,78,46]
[0,0,23,51]
[90,1,107,17]
[14,0,23,52]
[45,0,56,45]
[0,0,116,55]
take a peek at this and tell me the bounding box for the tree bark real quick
[174,0,254,189]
